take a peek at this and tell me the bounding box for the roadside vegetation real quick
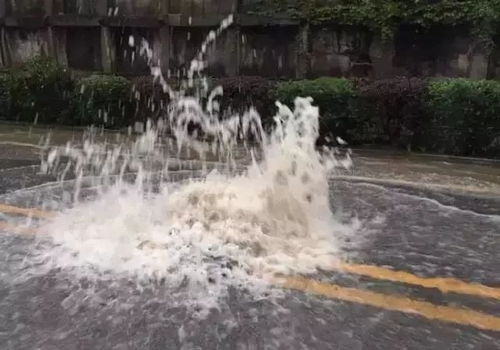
[0,56,498,158]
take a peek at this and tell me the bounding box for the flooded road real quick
[0,124,499,349]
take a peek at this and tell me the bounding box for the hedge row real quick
[424,80,500,157]
[0,56,139,128]
[0,57,499,158]
[274,77,500,158]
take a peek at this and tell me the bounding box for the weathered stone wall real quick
[60,0,97,15]
[170,26,238,77]
[5,29,49,64]
[108,0,162,16]
[0,0,498,79]
[392,25,489,79]
[309,25,372,78]
[169,0,234,15]
[6,0,46,16]
[240,26,297,78]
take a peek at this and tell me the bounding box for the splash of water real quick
[37,15,353,313]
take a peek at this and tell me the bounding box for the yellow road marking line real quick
[0,221,38,235]
[340,263,500,301]
[0,206,499,332]
[0,203,54,219]
[276,276,500,332]
[1,203,500,302]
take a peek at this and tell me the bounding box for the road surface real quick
[0,125,499,349]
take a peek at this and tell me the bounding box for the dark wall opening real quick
[394,25,471,77]
[170,27,229,78]
[114,27,154,75]
[66,28,102,71]
[309,25,372,78]
[240,26,297,78]
[488,34,500,79]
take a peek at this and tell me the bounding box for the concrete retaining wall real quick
[0,0,497,79]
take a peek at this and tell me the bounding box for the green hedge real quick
[8,56,74,124]
[422,79,500,157]
[218,76,276,125]
[357,77,427,148]
[273,77,500,157]
[274,78,358,140]
[74,74,132,127]
[0,56,499,158]
[0,73,10,120]
[0,57,136,127]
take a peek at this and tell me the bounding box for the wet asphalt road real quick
[0,127,500,349]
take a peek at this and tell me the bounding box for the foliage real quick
[130,76,170,123]
[0,74,11,120]
[75,74,132,127]
[422,79,500,157]
[249,0,500,45]
[218,76,276,124]
[9,56,73,124]
[274,77,358,140]
[0,56,498,157]
[357,77,427,148]
[271,77,500,157]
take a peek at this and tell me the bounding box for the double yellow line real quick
[276,276,500,332]
[1,203,500,332]
[340,263,500,301]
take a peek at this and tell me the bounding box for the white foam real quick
[37,16,355,313]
